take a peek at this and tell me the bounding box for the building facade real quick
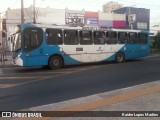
[65,8,84,27]
[3,5,150,40]
[98,12,126,28]
[102,1,123,13]
[0,14,2,45]
[113,7,150,30]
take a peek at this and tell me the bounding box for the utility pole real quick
[21,0,24,24]
[128,5,136,29]
[128,7,131,29]
[33,0,36,24]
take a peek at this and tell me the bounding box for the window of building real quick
[106,31,117,44]
[46,29,63,45]
[137,22,147,30]
[118,32,128,44]
[138,32,148,44]
[80,30,93,45]
[128,32,137,44]
[64,30,79,45]
[94,31,106,44]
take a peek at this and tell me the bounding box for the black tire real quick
[115,52,125,63]
[49,56,63,70]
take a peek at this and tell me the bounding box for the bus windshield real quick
[13,33,21,52]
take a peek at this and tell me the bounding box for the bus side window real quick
[64,30,78,45]
[106,31,117,44]
[94,31,105,45]
[31,32,39,47]
[128,32,137,44]
[80,30,93,45]
[138,33,148,44]
[118,32,128,44]
[46,29,63,45]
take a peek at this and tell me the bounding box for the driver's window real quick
[23,27,43,51]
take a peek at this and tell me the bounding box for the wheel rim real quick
[116,52,124,63]
[53,59,60,67]
[49,56,63,70]
[117,55,123,62]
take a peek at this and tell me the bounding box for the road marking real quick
[0,75,60,88]
[0,84,16,88]
[0,75,62,88]
[2,65,102,89]
[0,76,44,79]
[1,67,93,76]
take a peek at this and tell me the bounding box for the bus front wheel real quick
[49,56,63,70]
[115,52,125,63]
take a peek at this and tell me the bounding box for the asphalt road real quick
[0,56,160,111]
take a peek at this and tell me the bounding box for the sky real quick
[0,0,160,26]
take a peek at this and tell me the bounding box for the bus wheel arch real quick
[115,51,125,63]
[48,54,64,70]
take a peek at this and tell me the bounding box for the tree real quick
[153,31,160,51]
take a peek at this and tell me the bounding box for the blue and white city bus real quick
[12,24,150,69]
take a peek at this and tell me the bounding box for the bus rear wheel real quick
[115,52,125,63]
[49,56,63,70]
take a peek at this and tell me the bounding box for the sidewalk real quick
[0,52,16,68]
[0,53,16,74]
